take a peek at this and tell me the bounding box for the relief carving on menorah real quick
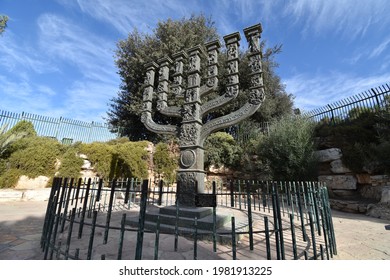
[141,24,265,207]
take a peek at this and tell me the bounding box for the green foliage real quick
[0,121,36,157]
[109,15,218,142]
[56,145,84,178]
[80,142,114,178]
[258,116,318,181]
[153,142,178,183]
[0,15,8,35]
[81,140,149,179]
[7,120,37,137]
[0,168,22,189]
[204,132,242,169]
[108,15,293,141]
[113,141,149,179]
[315,109,390,174]
[8,137,61,178]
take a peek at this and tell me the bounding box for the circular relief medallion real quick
[180,150,196,168]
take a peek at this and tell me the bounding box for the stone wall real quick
[316,148,390,219]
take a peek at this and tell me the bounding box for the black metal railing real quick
[305,83,390,125]
[41,177,336,260]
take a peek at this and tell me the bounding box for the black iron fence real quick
[0,110,119,144]
[305,83,390,124]
[41,177,336,260]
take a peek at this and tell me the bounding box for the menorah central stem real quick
[141,23,264,207]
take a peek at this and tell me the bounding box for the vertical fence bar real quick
[297,184,307,241]
[290,214,298,260]
[193,217,198,260]
[230,180,235,207]
[158,179,164,206]
[231,216,237,260]
[87,210,98,260]
[320,208,330,260]
[78,178,92,239]
[212,182,217,253]
[154,215,161,260]
[61,178,74,232]
[103,179,116,244]
[43,179,62,259]
[64,208,76,260]
[238,181,242,210]
[264,216,271,260]
[271,184,281,260]
[309,211,317,260]
[135,179,149,260]
[49,178,68,259]
[246,181,254,251]
[117,213,127,260]
[275,184,285,260]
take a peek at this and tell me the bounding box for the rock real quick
[356,174,371,184]
[318,175,357,190]
[380,186,390,203]
[81,159,92,170]
[330,159,351,174]
[366,203,390,220]
[314,148,342,163]
[80,170,97,178]
[22,189,51,201]
[15,175,50,189]
[0,189,23,201]
[330,199,368,214]
[208,165,233,175]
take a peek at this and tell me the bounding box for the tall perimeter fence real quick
[305,83,390,124]
[0,110,119,143]
[41,178,336,260]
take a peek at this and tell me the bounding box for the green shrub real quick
[8,136,61,178]
[1,120,36,158]
[81,140,149,179]
[114,141,149,179]
[0,168,23,188]
[315,109,390,174]
[258,116,318,181]
[153,142,178,183]
[204,132,242,169]
[57,145,84,178]
[80,142,114,178]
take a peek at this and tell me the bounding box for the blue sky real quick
[1,0,390,123]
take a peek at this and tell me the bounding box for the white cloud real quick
[369,37,390,59]
[59,0,191,35]
[37,13,118,84]
[0,32,58,76]
[282,0,390,39]
[64,80,118,121]
[0,75,62,116]
[284,72,390,112]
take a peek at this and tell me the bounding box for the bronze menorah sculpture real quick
[141,23,264,207]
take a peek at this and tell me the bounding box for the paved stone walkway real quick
[0,201,389,260]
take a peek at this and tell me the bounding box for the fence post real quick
[230,180,234,207]
[327,104,335,125]
[371,88,382,108]
[135,179,149,260]
[158,179,164,206]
